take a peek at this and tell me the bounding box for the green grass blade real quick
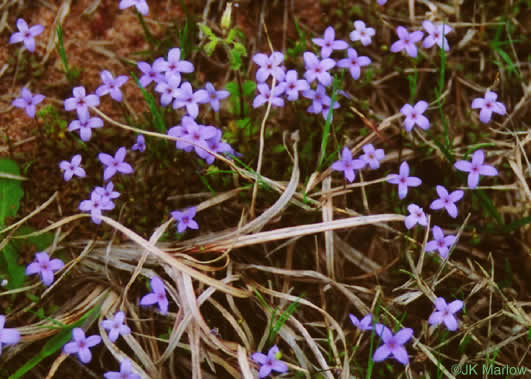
[131,72,166,134]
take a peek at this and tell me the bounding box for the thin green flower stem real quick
[250,22,276,220]
[249,75,276,219]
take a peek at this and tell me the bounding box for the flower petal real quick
[394,328,413,344]
[372,345,391,362]
[443,315,459,331]
[391,346,410,365]
[479,164,497,176]
[448,300,464,313]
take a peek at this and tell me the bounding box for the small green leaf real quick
[236,118,251,129]
[198,23,216,39]
[241,80,256,96]
[228,49,242,70]
[268,295,304,345]
[131,72,166,134]
[1,242,25,290]
[12,225,54,251]
[225,81,239,96]
[204,39,218,56]
[0,159,23,226]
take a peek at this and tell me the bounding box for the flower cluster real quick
[167,116,234,164]
[331,144,385,183]
[396,150,497,261]
[251,22,374,121]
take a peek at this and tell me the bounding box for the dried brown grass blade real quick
[100,215,249,298]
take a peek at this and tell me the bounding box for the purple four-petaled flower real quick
[429,185,464,218]
[320,98,340,121]
[93,181,120,204]
[199,82,230,112]
[0,315,20,354]
[387,161,422,199]
[101,311,131,343]
[422,21,452,51]
[349,314,373,331]
[425,225,456,259]
[331,147,366,183]
[252,52,285,82]
[312,26,348,58]
[252,83,286,108]
[63,328,101,364]
[96,70,129,102]
[140,276,169,315]
[9,18,44,52]
[155,48,194,81]
[104,359,141,379]
[168,117,218,158]
[303,52,336,87]
[173,82,208,118]
[373,324,413,365]
[428,297,464,331]
[405,203,428,229]
[471,91,506,123]
[64,86,100,118]
[350,20,375,46]
[337,48,371,80]
[251,345,289,378]
[454,150,498,189]
[204,129,234,164]
[79,191,115,224]
[59,154,86,181]
[98,147,134,181]
[283,70,310,101]
[119,0,149,16]
[171,207,199,233]
[154,75,181,106]
[303,84,330,114]
[25,252,64,286]
[12,87,45,118]
[137,60,163,87]
[359,144,385,169]
[390,26,424,58]
[401,100,430,132]
[132,135,146,152]
[68,112,103,141]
